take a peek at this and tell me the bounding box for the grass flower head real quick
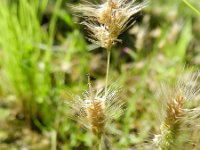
[66,81,124,138]
[154,71,200,150]
[72,0,147,49]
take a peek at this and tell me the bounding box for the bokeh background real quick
[0,0,199,149]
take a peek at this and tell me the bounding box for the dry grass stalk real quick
[154,71,200,150]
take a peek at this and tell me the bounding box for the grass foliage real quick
[0,0,200,149]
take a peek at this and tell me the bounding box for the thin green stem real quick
[105,48,111,100]
[49,0,63,46]
[51,129,57,150]
[98,138,102,150]
[183,0,200,16]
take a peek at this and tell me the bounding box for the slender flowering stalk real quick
[71,0,147,99]
[105,48,111,102]
[69,0,146,148]
[153,71,200,150]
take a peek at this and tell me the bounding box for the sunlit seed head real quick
[154,71,200,149]
[71,0,147,49]
[65,82,124,138]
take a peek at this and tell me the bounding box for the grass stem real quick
[98,138,102,150]
[183,0,200,16]
[105,48,111,100]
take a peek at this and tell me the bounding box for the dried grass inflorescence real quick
[72,0,146,49]
[154,71,200,150]
[66,82,124,138]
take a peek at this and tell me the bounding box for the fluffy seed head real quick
[82,23,114,48]
[71,0,147,49]
[65,82,124,138]
[153,71,200,150]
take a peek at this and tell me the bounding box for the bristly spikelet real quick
[81,23,115,49]
[71,0,147,49]
[153,71,200,150]
[65,82,124,138]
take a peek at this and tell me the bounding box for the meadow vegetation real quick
[0,0,200,149]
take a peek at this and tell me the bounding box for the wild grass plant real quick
[0,0,92,148]
[0,0,53,128]
[0,0,200,149]
[153,71,200,150]
[67,0,147,148]
[67,0,200,149]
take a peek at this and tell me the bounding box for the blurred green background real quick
[0,0,199,149]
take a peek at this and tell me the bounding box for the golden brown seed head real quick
[72,0,147,49]
[165,95,185,126]
[87,99,106,137]
[65,84,124,138]
[154,71,200,149]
